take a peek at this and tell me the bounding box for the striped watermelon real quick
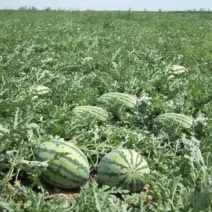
[168,65,188,75]
[155,113,194,129]
[35,140,90,189]
[98,93,138,109]
[31,85,51,95]
[97,149,150,192]
[72,106,109,122]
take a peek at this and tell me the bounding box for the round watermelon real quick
[98,92,138,109]
[35,140,90,189]
[72,105,109,122]
[97,149,150,192]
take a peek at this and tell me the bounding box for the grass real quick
[0,10,212,211]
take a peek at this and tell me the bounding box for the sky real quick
[0,0,212,11]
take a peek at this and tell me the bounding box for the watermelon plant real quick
[0,10,211,212]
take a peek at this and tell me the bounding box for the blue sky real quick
[1,0,212,11]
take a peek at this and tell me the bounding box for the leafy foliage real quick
[0,10,211,211]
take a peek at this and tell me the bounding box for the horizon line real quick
[0,8,211,12]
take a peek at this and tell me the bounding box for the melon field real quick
[0,10,212,211]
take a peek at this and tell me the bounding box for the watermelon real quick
[97,149,150,192]
[72,106,109,122]
[155,113,194,129]
[168,65,188,75]
[31,85,51,95]
[35,140,90,189]
[98,93,138,109]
